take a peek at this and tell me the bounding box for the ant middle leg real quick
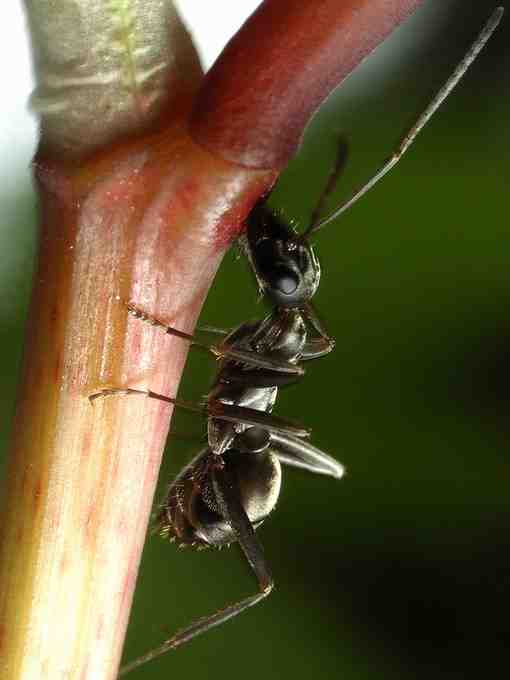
[88,388,204,415]
[89,388,311,439]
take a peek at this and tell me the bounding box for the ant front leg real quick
[127,303,303,376]
[119,462,273,677]
[126,303,220,346]
[301,302,335,359]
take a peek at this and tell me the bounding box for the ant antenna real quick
[303,6,504,239]
[307,137,349,229]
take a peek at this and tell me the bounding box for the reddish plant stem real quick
[191,0,424,168]
[0,122,275,678]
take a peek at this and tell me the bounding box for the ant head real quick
[247,203,320,308]
[158,447,281,548]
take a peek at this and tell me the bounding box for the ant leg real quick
[88,387,204,415]
[219,364,302,388]
[209,401,311,439]
[127,303,196,342]
[119,463,273,677]
[127,303,303,375]
[127,303,222,347]
[212,461,273,592]
[301,302,335,359]
[305,7,504,235]
[128,305,228,342]
[271,430,345,480]
[197,323,229,337]
[301,339,334,360]
[218,348,304,375]
[89,388,311,439]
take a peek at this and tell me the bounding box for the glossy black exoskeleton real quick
[245,204,321,308]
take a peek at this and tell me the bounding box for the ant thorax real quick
[207,310,307,455]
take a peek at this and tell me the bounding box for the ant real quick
[89,7,503,676]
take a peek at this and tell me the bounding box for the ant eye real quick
[271,267,299,295]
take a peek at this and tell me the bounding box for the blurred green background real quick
[1,1,509,678]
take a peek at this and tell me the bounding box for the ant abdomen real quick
[157,447,282,548]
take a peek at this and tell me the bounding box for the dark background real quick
[1,1,509,678]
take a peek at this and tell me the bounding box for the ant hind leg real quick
[119,461,273,676]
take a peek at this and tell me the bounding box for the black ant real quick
[89,8,503,676]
